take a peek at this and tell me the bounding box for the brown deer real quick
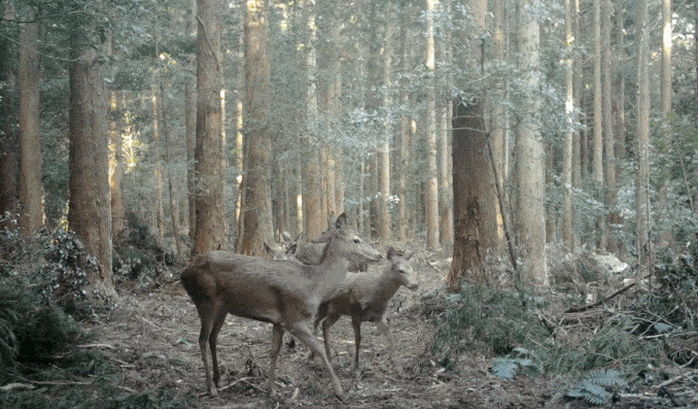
[314,247,418,371]
[281,231,372,272]
[181,213,380,400]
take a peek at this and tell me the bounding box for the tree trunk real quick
[238,0,273,255]
[447,0,498,289]
[0,3,18,220]
[185,0,197,240]
[150,86,165,241]
[438,103,453,245]
[602,0,617,252]
[636,0,651,275]
[492,0,507,243]
[592,0,605,247]
[514,0,547,288]
[160,82,182,259]
[192,0,226,254]
[18,18,43,236]
[377,12,394,242]
[614,3,626,161]
[561,0,575,249]
[68,24,115,296]
[657,0,673,248]
[424,0,440,250]
[109,92,126,241]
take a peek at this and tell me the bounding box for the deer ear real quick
[334,212,347,230]
[386,246,397,260]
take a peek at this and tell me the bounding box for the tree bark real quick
[491,0,507,243]
[68,24,115,296]
[0,3,18,221]
[377,10,394,242]
[18,18,43,236]
[109,92,126,241]
[192,0,226,254]
[561,0,575,249]
[602,0,617,252]
[185,0,197,240]
[447,0,498,289]
[424,0,440,250]
[636,0,651,275]
[614,3,626,161]
[592,0,606,248]
[514,0,547,288]
[238,0,273,255]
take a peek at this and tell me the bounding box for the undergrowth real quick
[0,213,190,408]
[428,243,697,405]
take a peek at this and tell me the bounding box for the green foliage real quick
[565,369,627,406]
[429,285,550,369]
[490,348,543,379]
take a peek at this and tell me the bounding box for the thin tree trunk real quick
[514,0,547,288]
[160,82,182,259]
[238,0,273,255]
[18,18,43,235]
[150,86,165,242]
[0,3,18,220]
[398,94,411,242]
[425,0,440,250]
[492,0,507,243]
[561,0,575,249]
[68,23,115,296]
[192,0,226,254]
[614,2,626,161]
[186,0,197,240]
[377,11,394,242]
[110,92,126,241]
[592,0,605,247]
[657,0,673,248]
[602,0,617,252]
[636,0,651,276]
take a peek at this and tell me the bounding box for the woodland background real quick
[0,0,696,407]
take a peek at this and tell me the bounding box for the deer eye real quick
[353,239,360,244]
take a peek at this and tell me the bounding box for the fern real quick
[491,348,543,379]
[565,369,626,405]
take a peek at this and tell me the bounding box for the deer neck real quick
[373,269,402,300]
[316,240,351,295]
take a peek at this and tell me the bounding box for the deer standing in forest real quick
[313,247,418,371]
[181,213,381,400]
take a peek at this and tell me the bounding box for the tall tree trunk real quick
[561,0,575,249]
[658,0,673,248]
[192,0,226,254]
[636,0,651,275]
[186,0,197,240]
[238,0,273,255]
[447,0,498,288]
[150,86,165,241]
[592,0,605,247]
[424,0,440,250]
[492,0,507,242]
[110,92,126,241]
[301,0,325,239]
[515,0,547,288]
[602,0,617,252]
[0,3,18,221]
[160,83,182,259]
[614,3,626,161]
[377,11,394,242]
[68,24,115,296]
[18,18,43,235]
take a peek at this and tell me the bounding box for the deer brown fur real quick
[181,213,381,400]
[314,247,418,371]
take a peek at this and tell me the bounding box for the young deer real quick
[314,247,418,371]
[181,213,380,400]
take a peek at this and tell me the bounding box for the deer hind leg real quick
[268,323,284,395]
[320,314,340,364]
[289,321,345,401]
[195,301,218,396]
[209,309,227,388]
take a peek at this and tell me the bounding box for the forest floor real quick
[84,256,566,409]
[83,253,691,409]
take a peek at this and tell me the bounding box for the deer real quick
[281,231,371,272]
[180,213,381,400]
[313,247,418,372]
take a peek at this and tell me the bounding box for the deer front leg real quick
[320,314,340,364]
[351,318,362,373]
[289,321,345,401]
[268,324,284,396]
[375,317,398,371]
